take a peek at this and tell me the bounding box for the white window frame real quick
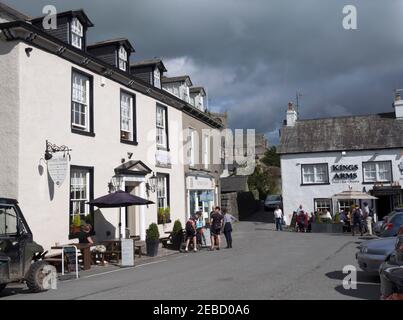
[156,105,167,148]
[363,161,392,183]
[71,18,83,49]
[203,134,209,169]
[120,92,134,141]
[314,199,332,214]
[156,175,168,210]
[70,168,90,219]
[154,68,161,88]
[301,164,329,185]
[72,71,90,131]
[118,46,127,71]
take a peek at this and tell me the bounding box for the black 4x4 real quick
[0,198,50,293]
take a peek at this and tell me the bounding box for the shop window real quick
[69,166,93,236]
[338,199,355,213]
[301,163,329,185]
[363,161,392,183]
[314,198,332,214]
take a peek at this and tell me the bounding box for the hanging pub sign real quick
[47,154,68,186]
[44,140,71,187]
[332,164,359,181]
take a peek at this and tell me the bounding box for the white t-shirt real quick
[274,209,283,219]
[323,211,332,219]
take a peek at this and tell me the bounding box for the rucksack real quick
[186,219,194,232]
[369,208,374,217]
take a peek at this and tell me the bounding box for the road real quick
[0,210,380,300]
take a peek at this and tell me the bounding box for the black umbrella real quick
[88,190,154,208]
[87,190,154,239]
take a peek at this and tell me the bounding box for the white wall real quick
[0,40,185,251]
[0,41,19,198]
[281,149,403,224]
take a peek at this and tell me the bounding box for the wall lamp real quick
[146,172,157,194]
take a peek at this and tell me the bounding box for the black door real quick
[376,195,393,220]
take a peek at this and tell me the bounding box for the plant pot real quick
[172,233,183,251]
[70,226,81,234]
[146,239,159,257]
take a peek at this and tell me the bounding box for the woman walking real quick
[222,208,237,248]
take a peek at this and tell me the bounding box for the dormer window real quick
[71,18,83,49]
[118,46,127,71]
[154,68,161,88]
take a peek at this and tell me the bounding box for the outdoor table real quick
[51,243,92,270]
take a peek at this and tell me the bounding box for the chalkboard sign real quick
[64,247,77,273]
[121,239,134,267]
[203,227,211,247]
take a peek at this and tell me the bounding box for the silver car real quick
[356,237,397,274]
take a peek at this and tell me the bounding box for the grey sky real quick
[5,0,403,144]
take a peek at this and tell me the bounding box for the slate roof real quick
[161,75,193,86]
[221,176,249,193]
[87,38,135,52]
[278,112,403,154]
[0,2,31,20]
[31,9,94,27]
[189,87,206,95]
[130,58,167,72]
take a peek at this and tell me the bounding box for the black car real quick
[379,234,403,299]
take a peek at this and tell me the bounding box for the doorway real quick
[125,185,139,238]
[375,195,393,220]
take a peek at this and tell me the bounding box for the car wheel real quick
[0,284,6,293]
[25,261,49,293]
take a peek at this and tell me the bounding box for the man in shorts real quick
[210,206,223,250]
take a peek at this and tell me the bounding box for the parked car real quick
[374,212,395,236]
[356,237,397,275]
[379,210,403,238]
[379,234,403,299]
[264,195,282,211]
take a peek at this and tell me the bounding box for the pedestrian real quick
[274,205,283,231]
[210,206,223,250]
[296,210,306,232]
[185,214,198,252]
[352,205,363,236]
[222,208,237,248]
[195,211,206,246]
[363,202,373,235]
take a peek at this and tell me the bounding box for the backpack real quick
[185,219,194,232]
[369,208,374,217]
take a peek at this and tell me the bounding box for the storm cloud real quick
[6,0,403,144]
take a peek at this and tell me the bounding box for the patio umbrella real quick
[88,190,154,208]
[331,190,378,200]
[87,190,154,239]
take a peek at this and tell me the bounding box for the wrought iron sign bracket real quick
[44,140,72,161]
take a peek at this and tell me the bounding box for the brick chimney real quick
[394,90,403,120]
[286,102,297,126]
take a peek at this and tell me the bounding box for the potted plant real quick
[171,219,183,250]
[164,207,171,223]
[70,214,81,235]
[146,223,160,257]
[157,208,166,224]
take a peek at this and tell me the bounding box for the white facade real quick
[281,149,403,225]
[0,40,186,251]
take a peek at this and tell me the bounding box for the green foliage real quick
[333,212,341,224]
[72,215,81,227]
[164,207,171,221]
[158,208,166,224]
[261,146,280,167]
[315,213,321,224]
[172,219,183,235]
[146,223,160,241]
[247,165,279,200]
[321,218,332,224]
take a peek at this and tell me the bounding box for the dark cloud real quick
[6,0,403,144]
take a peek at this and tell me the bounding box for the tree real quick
[261,146,280,167]
[247,165,279,200]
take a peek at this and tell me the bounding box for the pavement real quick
[0,210,381,300]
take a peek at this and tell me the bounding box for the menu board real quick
[121,239,134,267]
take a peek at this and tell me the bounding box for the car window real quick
[0,205,18,236]
[391,214,403,225]
[266,195,280,201]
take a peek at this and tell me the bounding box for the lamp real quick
[146,172,157,193]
